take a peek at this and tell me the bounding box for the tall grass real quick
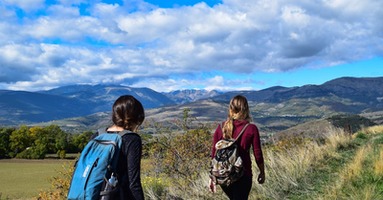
[363,125,383,135]
[315,126,383,200]
[249,127,352,199]
[374,148,383,176]
[319,145,371,199]
[252,142,322,199]
[166,126,353,200]
[145,125,383,199]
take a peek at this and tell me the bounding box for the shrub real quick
[150,127,212,189]
[38,161,74,200]
[16,146,46,159]
[271,134,313,152]
[142,176,169,199]
[355,132,368,139]
[327,114,376,134]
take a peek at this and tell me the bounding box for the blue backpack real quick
[67,129,129,200]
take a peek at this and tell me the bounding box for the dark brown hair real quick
[112,95,145,131]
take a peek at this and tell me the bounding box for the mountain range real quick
[1,77,382,133]
[146,77,383,133]
[0,85,172,125]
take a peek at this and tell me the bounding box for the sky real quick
[0,0,382,92]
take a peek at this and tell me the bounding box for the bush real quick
[142,176,169,199]
[150,127,212,186]
[327,114,376,134]
[57,150,66,159]
[16,147,46,159]
[38,162,74,200]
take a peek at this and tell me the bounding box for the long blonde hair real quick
[222,95,252,139]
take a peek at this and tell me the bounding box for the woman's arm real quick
[252,125,265,184]
[126,135,144,200]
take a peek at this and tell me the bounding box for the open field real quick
[0,158,153,200]
[0,159,71,200]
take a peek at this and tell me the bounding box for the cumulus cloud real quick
[0,0,382,91]
[2,0,45,12]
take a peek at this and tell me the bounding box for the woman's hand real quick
[209,178,216,193]
[257,172,265,184]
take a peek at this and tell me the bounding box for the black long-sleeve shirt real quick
[116,132,144,200]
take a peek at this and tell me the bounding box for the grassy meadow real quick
[1,125,383,199]
[0,158,154,200]
[179,125,383,199]
[250,125,383,200]
[0,159,71,200]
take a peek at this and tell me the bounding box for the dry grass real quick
[147,126,383,200]
[317,145,371,199]
[189,126,382,200]
[374,148,383,176]
[252,142,324,199]
[344,184,380,200]
[324,126,352,151]
[363,125,383,135]
[343,145,369,180]
[317,134,383,200]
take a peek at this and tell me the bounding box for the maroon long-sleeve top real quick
[211,120,264,177]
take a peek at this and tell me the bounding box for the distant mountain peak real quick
[163,89,223,104]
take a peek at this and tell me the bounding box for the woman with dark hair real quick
[210,95,265,200]
[102,95,145,200]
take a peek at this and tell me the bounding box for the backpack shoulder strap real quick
[220,122,250,141]
[118,129,132,137]
[234,123,250,142]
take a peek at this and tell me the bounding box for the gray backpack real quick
[210,123,249,186]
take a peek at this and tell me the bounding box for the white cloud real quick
[3,0,45,12]
[281,5,310,27]
[0,0,382,91]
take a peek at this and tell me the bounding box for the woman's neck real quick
[107,125,125,132]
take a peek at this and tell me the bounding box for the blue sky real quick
[0,0,382,92]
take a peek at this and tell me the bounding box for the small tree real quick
[148,108,213,195]
[70,131,94,152]
[182,108,191,131]
[9,125,33,157]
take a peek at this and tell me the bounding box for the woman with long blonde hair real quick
[210,95,265,200]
